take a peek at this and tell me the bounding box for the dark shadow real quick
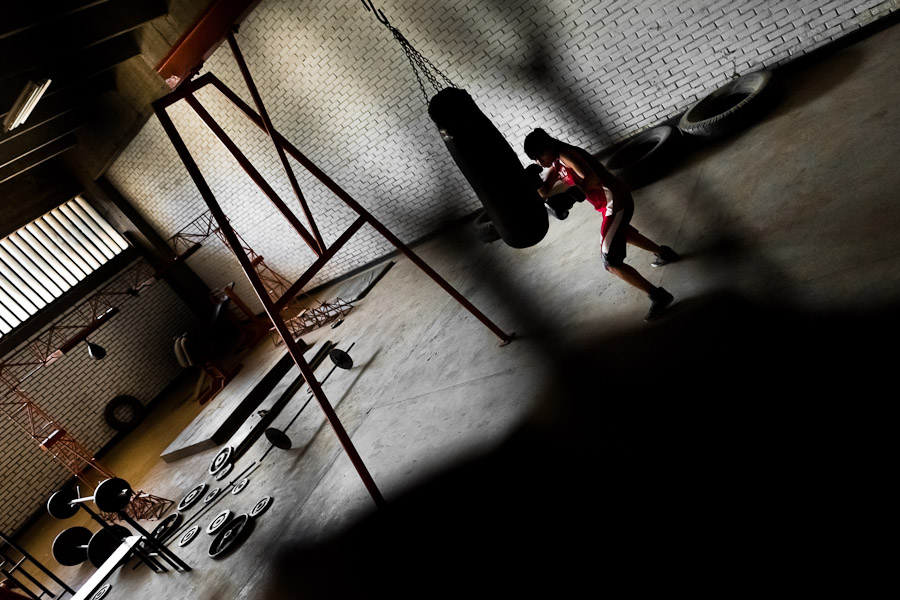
[262,292,896,598]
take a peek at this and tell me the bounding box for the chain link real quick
[390,26,456,106]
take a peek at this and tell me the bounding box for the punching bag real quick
[428,88,548,249]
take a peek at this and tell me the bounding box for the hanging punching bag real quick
[428,88,548,249]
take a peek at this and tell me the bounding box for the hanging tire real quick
[429,88,548,249]
[104,395,145,432]
[678,70,773,139]
[472,210,501,243]
[604,126,678,189]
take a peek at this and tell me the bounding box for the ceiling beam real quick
[0,0,166,81]
[0,1,110,40]
[0,135,77,185]
[0,110,91,170]
[156,0,262,89]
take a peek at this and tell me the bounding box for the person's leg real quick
[602,209,673,320]
[626,226,680,267]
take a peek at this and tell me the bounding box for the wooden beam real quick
[0,135,77,185]
[155,0,262,89]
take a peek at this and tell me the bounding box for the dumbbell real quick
[46,478,133,519]
[51,525,131,568]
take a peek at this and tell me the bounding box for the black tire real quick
[604,126,678,189]
[473,210,501,243]
[104,395,145,432]
[678,70,773,139]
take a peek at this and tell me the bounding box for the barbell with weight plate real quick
[231,478,249,495]
[214,462,234,481]
[249,496,273,518]
[46,478,133,518]
[51,525,130,568]
[178,525,201,548]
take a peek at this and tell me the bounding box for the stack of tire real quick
[604,70,774,190]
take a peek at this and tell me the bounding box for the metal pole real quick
[153,101,386,508]
[207,75,514,345]
[0,531,75,595]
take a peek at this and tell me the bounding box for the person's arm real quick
[559,147,631,208]
[535,163,560,199]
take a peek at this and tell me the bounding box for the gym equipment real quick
[176,483,208,511]
[248,496,273,518]
[263,344,356,453]
[207,510,232,535]
[209,446,233,475]
[214,462,234,481]
[89,584,112,599]
[678,70,773,139]
[208,514,251,559]
[46,478,133,518]
[203,488,221,504]
[51,526,130,569]
[1,530,76,598]
[178,525,201,548]
[231,478,249,495]
[545,187,585,221]
[151,513,182,541]
[364,2,548,249]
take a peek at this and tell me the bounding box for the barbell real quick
[46,478,132,519]
[51,525,130,568]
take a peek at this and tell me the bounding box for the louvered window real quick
[0,196,128,337]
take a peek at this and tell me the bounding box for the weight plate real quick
[176,483,208,511]
[47,489,80,520]
[214,462,233,481]
[52,526,92,566]
[178,525,201,547]
[249,496,273,518]
[94,477,133,513]
[151,512,182,541]
[203,488,221,504]
[209,446,233,475]
[231,478,249,495]
[208,513,251,559]
[90,584,112,600]
[207,509,232,534]
[328,348,353,369]
[87,525,129,568]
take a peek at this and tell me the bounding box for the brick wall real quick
[0,261,197,534]
[106,0,899,312]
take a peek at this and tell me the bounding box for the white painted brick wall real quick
[106,1,899,313]
[0,261,198,534]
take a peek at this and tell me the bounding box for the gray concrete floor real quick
[11,19,899,600]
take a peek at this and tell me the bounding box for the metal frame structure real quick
[152,30,513,507]
[0,258,173,520]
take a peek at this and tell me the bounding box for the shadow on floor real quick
[261,291,894,598]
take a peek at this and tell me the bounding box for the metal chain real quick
[389,26,456,106]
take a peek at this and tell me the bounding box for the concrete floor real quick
[9,19,900,599]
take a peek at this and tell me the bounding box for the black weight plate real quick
[203,487,221,504]
[209,446,233,475]
[208,514,251,559]
[249,496,273,518]
[207,509,232,534]
[328,348,353,369]
[231,478,249,495]
[94,477,133,513]
[87,525,129,568]
[90,584,112,600]
[47,489,79,520]
[52,526,92,566]
[214,462,233,481]
[177,483,208,511]
[178,525,200,547]
[151,513,182,541]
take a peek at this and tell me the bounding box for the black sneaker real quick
[645,288,674,321]
[651,245,680,267]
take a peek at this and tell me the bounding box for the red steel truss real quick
[152,31,513,508]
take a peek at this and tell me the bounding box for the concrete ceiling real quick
[0,0,211,191]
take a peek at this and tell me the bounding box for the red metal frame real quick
[152,32,514,507]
